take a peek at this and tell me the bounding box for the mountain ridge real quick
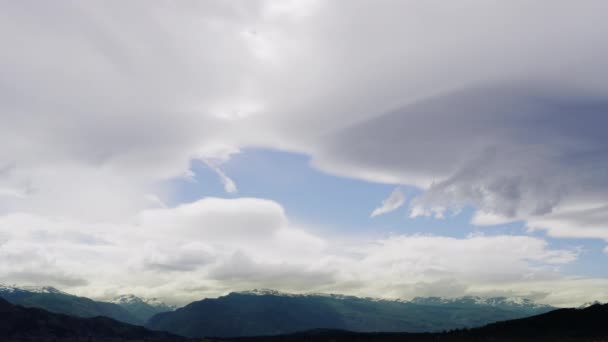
[0,284,174,326]
[147,289,555,338]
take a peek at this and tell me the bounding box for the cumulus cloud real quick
[370,187,405,217]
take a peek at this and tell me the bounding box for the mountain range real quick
[0,284,173,326]
[0,286,606,341]
[2,295,603,342]
[146,289,554,338]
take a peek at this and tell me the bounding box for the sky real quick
[1,0,608,307]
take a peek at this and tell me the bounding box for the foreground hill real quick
[0,285,174,325]
[0,298,186,342]
[146,289,553,338]
[468,302,608,339]
[220,303,608,342]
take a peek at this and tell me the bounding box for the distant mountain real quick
[222,303,608,342]
[0,297,186,342]
[111,294,175,323]
[0,284,141,325]
[146,289,554,338]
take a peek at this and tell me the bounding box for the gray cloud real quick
[315,83,608,238]
[0,271,88,288]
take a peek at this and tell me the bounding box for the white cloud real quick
[370,187,405,217]
[525,202,608,241]
[203,160,238,194]
[138,197,286,240]
[471,211,519,227]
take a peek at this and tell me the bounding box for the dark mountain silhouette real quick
[218,303,608,342]
[146,290,553,338]
[0,298,187,341]
[468,302,608,339]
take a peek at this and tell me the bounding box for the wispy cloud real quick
[203,160,238,194]
[371,187,405,217]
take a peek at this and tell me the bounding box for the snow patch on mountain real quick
[111,294,175,310]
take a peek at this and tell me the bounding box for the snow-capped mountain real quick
[111,294,174,309]
[111,294,175,322]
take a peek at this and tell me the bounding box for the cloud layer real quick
[1,0,608,304]
[2,1,607,235]
[0,197,598,306]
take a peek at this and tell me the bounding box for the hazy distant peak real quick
[111,294,175,310]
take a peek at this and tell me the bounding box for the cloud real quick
[370,187,405,217]
[1,0,608,305]
[208,251,336,290]
[1,0,608,241]
[314,84,608,241]
[0,271,88,288]
[0,198,328,302]
[137,197,287,241]
[0,198,594,306]
[203,160,238,194]
[138,241,216,272]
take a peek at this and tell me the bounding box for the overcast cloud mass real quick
[1,0,608,307]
